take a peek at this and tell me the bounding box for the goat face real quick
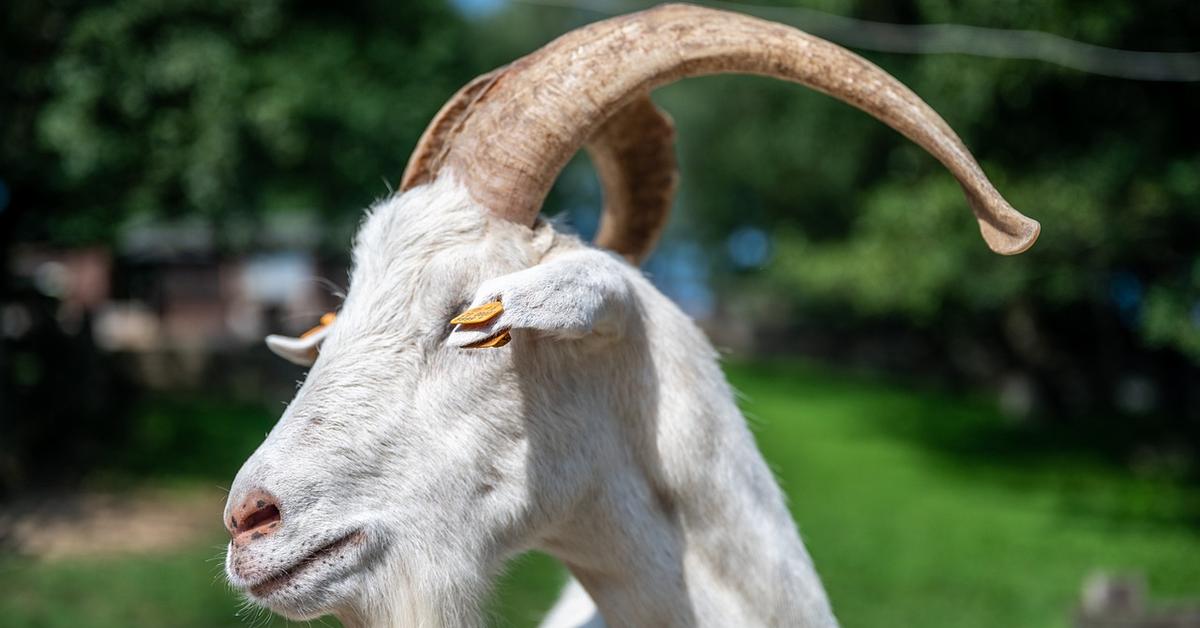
[223,178,630,622]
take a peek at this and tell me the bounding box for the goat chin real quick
[338,567,489,628]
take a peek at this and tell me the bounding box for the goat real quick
[222,4,1039,627]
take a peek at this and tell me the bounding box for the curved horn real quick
[406,3,1039,255]
[586,94,678,264]
[402,69,504,192]
[403,79,678,264]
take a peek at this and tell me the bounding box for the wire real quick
[508,0,1200,82]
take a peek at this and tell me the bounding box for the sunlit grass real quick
[2,361,1197,627]
[732,360,1200,628]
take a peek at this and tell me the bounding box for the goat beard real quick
[334,553,491,628]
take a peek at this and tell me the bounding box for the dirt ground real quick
[0,486,227,560]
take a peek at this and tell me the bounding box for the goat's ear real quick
[265,313,335,366]
[447,249,632,349]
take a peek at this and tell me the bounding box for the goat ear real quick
[265,314,335,366]
[447,250,631,349]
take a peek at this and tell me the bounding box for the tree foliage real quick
[4,0,476,248]
[657,1,1200,371]
[2,0,1197,421]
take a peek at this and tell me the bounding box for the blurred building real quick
[5,220,343,392]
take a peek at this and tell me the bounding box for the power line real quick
[508,0,1200,82]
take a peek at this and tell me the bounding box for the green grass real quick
[3,360,1198,627]
[733,361,1200,628]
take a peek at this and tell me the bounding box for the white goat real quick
[222,5,1039,627]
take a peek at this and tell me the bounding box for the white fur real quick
[228,173,838,627]
[541,579,605,628]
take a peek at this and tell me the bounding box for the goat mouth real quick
[248,530,365,598]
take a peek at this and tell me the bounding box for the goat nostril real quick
[241,504,281,535]
[227,489,283,541]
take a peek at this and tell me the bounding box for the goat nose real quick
[226,489,282,544]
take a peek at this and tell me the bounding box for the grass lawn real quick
[2,360,1197,627]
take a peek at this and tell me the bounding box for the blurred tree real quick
[637,0,1199,427]
[2,0,1198,459]
[4,0,477,251]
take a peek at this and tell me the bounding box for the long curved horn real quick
[406,3,1039,255]
[403,78,678,264]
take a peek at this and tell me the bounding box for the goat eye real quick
[438,300,471,341]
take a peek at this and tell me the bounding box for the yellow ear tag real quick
[465,330,512,349]
[300,312,337,339]
[450,301,503,325]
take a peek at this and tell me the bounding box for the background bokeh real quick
[2,0,1198,626]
